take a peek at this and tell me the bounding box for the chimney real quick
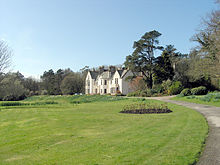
[99,66,105,74]
[109,65,116,73]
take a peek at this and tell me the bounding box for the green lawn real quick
[0,95,208,165]
[172,92,220,107]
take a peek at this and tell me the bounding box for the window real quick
[115,78,118,84]
[104,80,107,85]
[104,89,107,94]
[101,80,102,85]
[87,89,90,94]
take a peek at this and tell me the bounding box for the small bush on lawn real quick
[191,86,207,95]
[168,81,183,95]
[180,88,191,96]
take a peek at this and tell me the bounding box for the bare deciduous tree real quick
[0,40,12,73]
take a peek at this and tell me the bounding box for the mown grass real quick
[0,95,208,165]
[172,92,220,107]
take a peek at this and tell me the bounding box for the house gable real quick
[86,71,92,80]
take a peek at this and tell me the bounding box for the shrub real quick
[152,84,164,94]
[0,102,29,106]
[186,95,196,99]
[199,94,212,102]
[40,90,48,95]
[213,93,220,99]
[127,89,158,97]
[180,88,191,96]
[162,79,172,94]
[191,86,207,95]
[168,81,183,95]
[30,101,58,105]
[139,91,147,97]
[127,90,141,97]
[176,94,184,97]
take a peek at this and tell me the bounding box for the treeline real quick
[0,68,87,101]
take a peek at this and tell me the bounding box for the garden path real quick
[148,96,220,165]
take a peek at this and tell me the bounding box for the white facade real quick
[85,69,136,95]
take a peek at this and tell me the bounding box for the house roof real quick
[100,71,115,79]
[117,70,123,77]
[121,70,129,78]
[89,71,99,79]
[100,72,109,79]
[88,68,144,80]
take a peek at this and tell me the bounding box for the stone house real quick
[85,66,142,95]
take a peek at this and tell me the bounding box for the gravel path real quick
[147,96,220,165]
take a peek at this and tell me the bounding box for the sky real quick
[0,0,218,78]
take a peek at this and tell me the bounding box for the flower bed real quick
[120,103,172,114]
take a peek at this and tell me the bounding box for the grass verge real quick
[172,92,220,107]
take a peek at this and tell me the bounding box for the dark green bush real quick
[70,101,81,104]
[191,86,207,95]
[162,79,172,94]
[168,81,183,95]
[127,90,141,97]
[141,89,151,97]
[139,91,148,97]
[152,84,164,94]
[180,88,191,96]
[0,102,29,106]
[31,101,58,105]
[127,89,158,97]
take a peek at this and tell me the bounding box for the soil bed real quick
[120,109,172,114]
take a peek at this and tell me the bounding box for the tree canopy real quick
[0,40,12,73]
[124,30,163,88]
